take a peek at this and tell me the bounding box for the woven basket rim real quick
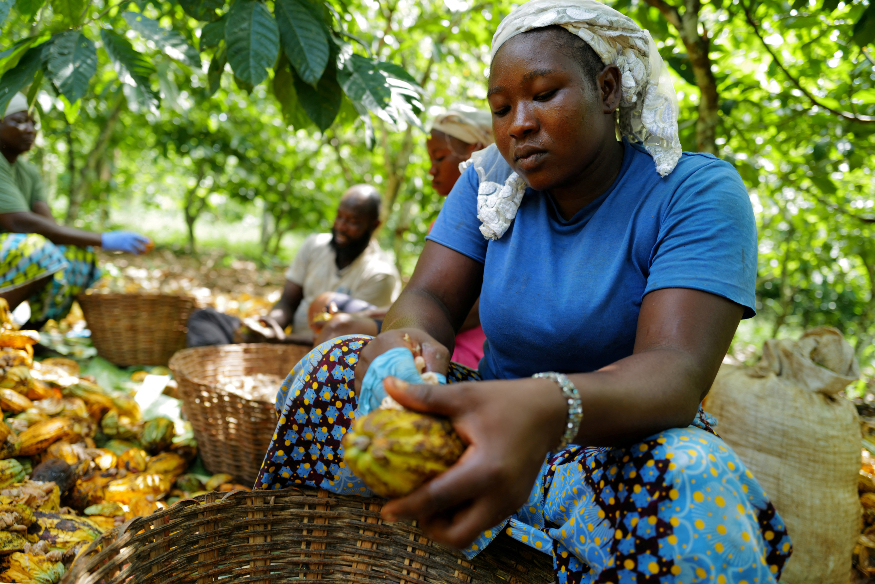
[62,486,555,584]
[78,291,197,299]
[169,343,309,407]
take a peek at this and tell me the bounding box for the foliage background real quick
[2,0,875,387]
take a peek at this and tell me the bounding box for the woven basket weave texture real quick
[170,343,311,485]
[77,293,197,367]
[62,487,555,584]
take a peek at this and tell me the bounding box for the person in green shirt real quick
[0,92,151,328]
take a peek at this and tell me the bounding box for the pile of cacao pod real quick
[0,300,248,584]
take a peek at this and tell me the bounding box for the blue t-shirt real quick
[427,140,757,381]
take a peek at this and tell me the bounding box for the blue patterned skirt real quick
[0,233,101,324]
[256,336,792,583]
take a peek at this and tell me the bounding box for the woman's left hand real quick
[380,375,567,549]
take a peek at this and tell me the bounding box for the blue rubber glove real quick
[101,231,151,254]
[359,347,447,416]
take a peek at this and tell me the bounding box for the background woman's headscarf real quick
[3,93,28,118]
[490,0,681,176]
[472,0,683,240]
[429,104,494,147]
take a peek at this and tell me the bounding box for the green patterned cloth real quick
[0,233,101,324]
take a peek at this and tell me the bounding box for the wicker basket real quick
[169,343,312,485]
[77,293,197,367]
[62,486,554,584]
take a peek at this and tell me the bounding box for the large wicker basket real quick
[62,487,554,583]
[169,343,312,485]
[77,293,197,367]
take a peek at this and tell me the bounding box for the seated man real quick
[187,184,400,347]
[0,93,151,328]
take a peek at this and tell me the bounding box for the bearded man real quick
[187,184,400,346]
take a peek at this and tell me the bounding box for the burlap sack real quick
[705,327,862,584]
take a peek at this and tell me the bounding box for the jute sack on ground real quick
[705,326,861,584]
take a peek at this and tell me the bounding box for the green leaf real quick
[124,12,201,68]
[274,0,329,86]
[177,0,223,21]
[337,54,391,112]
[25,68,41,105]
[0,0,13,28]
[813,140,831,162]
[15,0,45,19]
[58,92,79,122]
[225,0,279,87]
[45,31,96,103]
[273,54,312,129]
[51,0,85,26]
[811,176,837,194]
[375,61,418,86]
[207,44,225,97]
[821,0,839,12]
[293,66,341,131]
[156,61,180,111]
[720,99,738,116]
[853,3,875,46]
[200,17,225,52]
[100,29,159,108]
[0,43,44,114]
[664,53,697,86]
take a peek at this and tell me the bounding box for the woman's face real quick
[426,131,472,197]
[487,29,616,194]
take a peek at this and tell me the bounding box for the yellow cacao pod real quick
[341,408,466,499]
[31,511,102,549]
[40,357,79,377]
[18,418,74,456]
[104,473,173,504]
[83,501,124,517]
[117,447,148,473]
[0,388,34,413]
[0,347,31,370]
[0,330,39,350]
[0,365,34,392]
[205,473,234,491]
[25,380,56,401]
[63,381,115,418]
[139,417,175,454]
[0,532,28,554]
[0,551,66,584]
[0,458,27,488]
[145,452,187,477]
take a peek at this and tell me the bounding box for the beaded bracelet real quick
[532,371,583,452]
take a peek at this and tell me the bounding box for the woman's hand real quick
[354,328,450,392]
[379,375,567,549]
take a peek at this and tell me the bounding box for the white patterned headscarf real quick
[430,104,494,147]
[471,0,682,240]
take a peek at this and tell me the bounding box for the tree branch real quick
[742,1,875,124]
[810,193,875,223]
[642,0,682,30]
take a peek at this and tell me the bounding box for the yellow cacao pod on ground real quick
[0,365,35,393]
[205,473,234,491]
[18,418,74,456]
[0,458,27,488]
[0,551,65,584]
[116,447,148,473]
[104,473,173,504]
[145,452,187,477]
[26,380,57,401]
[0,388,34,413]
[31,511,102,549]
[139,417,175,454]
[40,357,79,377]
[0,347,31,370]
[63,381,115,419]
[83,501,124,517]
[341,408,466,499]
[0,531,29,554]
[0,330,39,350]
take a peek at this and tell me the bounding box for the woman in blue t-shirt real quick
[256,1,791,581]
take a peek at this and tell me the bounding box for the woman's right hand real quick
[101,231,152,254]
[354,328,450,392]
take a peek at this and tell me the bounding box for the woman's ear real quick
[598,65,622,114]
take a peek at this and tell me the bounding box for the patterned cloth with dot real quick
[256,336,792,583]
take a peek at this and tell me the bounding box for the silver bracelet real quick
[532,372,583,452]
